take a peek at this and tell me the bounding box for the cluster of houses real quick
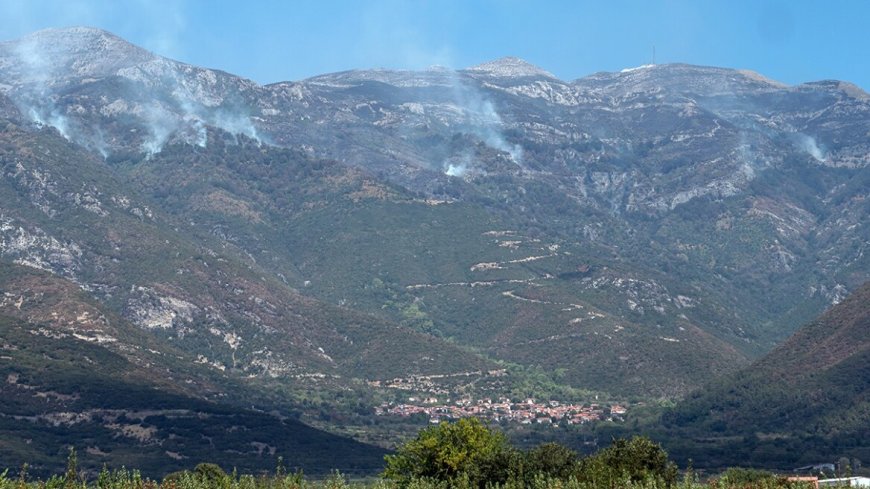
[374,397,627,425]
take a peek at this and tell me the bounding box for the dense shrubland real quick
[1,420,819,489]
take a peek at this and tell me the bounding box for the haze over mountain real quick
[0,27,867,474]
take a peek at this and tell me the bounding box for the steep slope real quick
[0,27,867,401]
[0,118,491,383]
[0,264,386,477]
[0,27,265,156]
[278,61,869,350]
[116,132,748,398]
[660,283,870,469]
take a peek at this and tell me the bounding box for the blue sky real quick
[1,0,868,89]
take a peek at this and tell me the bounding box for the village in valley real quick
[368,370,629,426]
[375,397,628,426]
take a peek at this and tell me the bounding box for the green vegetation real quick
[383,418,515,486]
[0,429,820,489]
[1,71,868,482]
[0,311,385,478]
[653,283,870,469]
[381,419,786,488]
[120,131,768,399]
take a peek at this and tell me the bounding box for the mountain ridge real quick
[6,27,868,90]
[0,27,866,469]
[0,26,865,392]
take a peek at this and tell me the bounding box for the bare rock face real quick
[0,27,264,154]
[0,27,156,86]
[464,56,558,79]
[0,27,866,401]
[0,216,83,278]
[0,27,864,477]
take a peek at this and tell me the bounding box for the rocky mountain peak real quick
[574,62,789,97]
[15,26,133,47]
[464,56,557,79]
[0,26,157,86]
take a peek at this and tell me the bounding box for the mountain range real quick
[0,27,867,474]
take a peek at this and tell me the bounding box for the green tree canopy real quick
[382,418,516,487]
[523,442,579,480]
[579,436,678,486]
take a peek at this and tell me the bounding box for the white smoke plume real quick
[736,140,755,180]
[443,153,473,177]
[211,108,262,143]
[5,29,265,159]
[102,90,264,158]
[183,117,208,148]
[449,76,523,165]
[797,133,826,162]
[89,126,110,158]
[735,130,772,181]
[26,106,71,139]
[10,36,74,141]
[101,84,266,157]
[445,162,468,177]
[137,87,264,155]
[139,103,181,156]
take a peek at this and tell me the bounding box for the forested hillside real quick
[660,283,870,469]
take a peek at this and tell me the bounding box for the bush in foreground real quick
[383,418,517,486]
[0,425,818,489]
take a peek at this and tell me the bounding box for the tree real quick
[715,467,778,486]
[163,463,228,485]
[578,436,678,486]
[838,456,852,477]
[523,442,579,480]
[382,418,516,487]
[193,463,228,481]
[64,447,79,489]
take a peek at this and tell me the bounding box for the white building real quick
[819,477,870,487]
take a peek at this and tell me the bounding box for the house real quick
[818,477,870,487]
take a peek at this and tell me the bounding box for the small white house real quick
[818,477,870,488]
